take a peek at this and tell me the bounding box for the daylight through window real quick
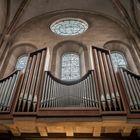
[16,55,28,70]
[50,18,88,36]
[61,52,80,81]
[111,52,127,71]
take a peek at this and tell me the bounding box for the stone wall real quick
[2,11,138,77]
[0,0,7,34]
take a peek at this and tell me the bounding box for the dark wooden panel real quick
[15,48,47,113]
[92,46,124,112]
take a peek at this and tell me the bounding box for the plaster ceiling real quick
[9,0,131,27]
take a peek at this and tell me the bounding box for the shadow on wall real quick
[1,43,37,78]
[51,40,89,79]
[103,40,139,74]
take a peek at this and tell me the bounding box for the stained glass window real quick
[111,52,127,71]
[61,53,80,81]
[16,55,28,70]
[50,18,88,36]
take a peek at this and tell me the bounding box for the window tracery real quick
[50,18,88,36]
[61,52,80,80]
[16,55,28,70]
[111,52,127,71]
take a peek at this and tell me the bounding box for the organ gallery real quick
[0,0,140,139]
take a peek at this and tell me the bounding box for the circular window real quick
[50,18,88,36]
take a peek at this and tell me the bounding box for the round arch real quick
[10,9,129,43]
[103,40,139,74]
[51,40,89,78]
[2,43,37,77]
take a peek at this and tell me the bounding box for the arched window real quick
[111,52,127,71]
[15,55,28,70]
[61,52,80,81]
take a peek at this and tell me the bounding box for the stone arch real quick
[11,9,127,37]
[3,43,37,77]
[9,10,129,49]
[51,40,89,78]
[103,40,139,74]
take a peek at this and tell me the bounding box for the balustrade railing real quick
[40,70,99,109]
[92,46,124,112]
[119,68,140,112]
[0,70,20,112]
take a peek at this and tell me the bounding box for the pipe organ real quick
[0,46,140,138]
[0,70,20,112]
[15,48,47,112]
[120,68,140,112]
[0,46,139,116]
[92,47,124,112]
[40,70,98,108]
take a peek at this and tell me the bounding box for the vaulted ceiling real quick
[0,0,140,77]
[0,0,140,37]
[8,0,135,27]
[0,0,140,59]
